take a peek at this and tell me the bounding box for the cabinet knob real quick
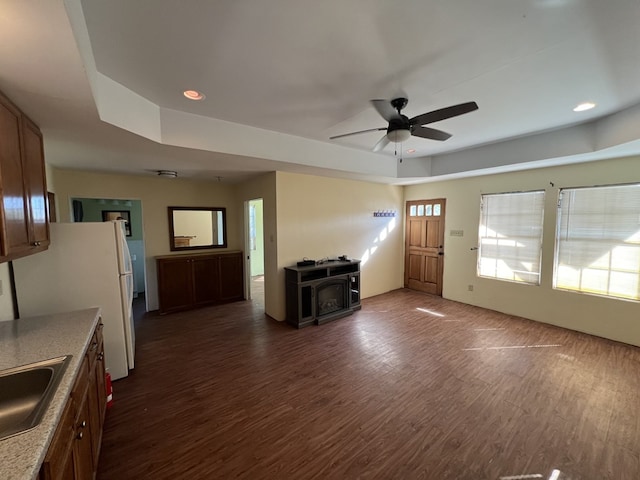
[33,241,41,246]
[76,431,83,440]
[98,352,104,361]
[80,420,86,428]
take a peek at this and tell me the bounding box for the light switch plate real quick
[450,229,464,237]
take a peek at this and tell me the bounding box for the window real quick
[554,183,640,301]
[408,202,441,217]
[478,191,545,284]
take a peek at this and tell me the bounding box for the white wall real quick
[405,155,640,346]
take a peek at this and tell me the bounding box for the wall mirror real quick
[168,206,227,251]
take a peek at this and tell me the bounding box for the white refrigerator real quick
[12,221,135,380]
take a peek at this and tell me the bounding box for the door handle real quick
[438,252,444,256]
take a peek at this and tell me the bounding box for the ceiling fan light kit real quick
[387,129,411,143]
[330,96,479,152]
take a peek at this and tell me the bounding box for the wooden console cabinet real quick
[40,321,106,480]
[285,260,361,328]
[0,90,49,262]
[156,251,244,314]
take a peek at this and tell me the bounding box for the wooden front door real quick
[404,199,446,295]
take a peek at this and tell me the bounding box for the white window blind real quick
[478,191,545,284]
[554,183,640,301]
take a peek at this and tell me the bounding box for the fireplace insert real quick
[316,280,348,318]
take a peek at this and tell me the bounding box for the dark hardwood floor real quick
[98,289,640,480]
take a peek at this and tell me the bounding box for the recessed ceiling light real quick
[406,148,416,154]
[573,102,596,112]
[183,90,205,101]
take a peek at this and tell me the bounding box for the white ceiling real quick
[1,0,639,184]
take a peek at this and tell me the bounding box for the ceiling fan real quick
[330,97,479,152]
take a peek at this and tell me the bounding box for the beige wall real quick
[405,155,640,346]
[16,156,638,346]
[52,168,241,310]
[234,172,279,319]
[274,171,405,321]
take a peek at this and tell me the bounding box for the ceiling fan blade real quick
[330,127,386,140]
[372,135,390,152]
[412,126,452,141]
[409,101,479,126]
[371,99,401,122]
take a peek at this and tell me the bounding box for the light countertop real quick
[0,308,101,480]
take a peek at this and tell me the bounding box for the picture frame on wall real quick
[102,210,132,237]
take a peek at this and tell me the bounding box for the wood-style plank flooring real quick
[97,289,640,480]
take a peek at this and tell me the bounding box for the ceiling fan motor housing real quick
[391,97,408,112]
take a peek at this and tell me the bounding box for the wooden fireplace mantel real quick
[285,260,361,328]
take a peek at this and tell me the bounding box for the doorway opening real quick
[245,198,265,308]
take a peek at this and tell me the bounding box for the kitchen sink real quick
[0,355,71,441]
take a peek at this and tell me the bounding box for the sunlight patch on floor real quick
[464,344,562,352]
[416,307,445,317]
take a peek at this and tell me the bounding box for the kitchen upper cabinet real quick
[156,251,244,314]
[0,90,49,262]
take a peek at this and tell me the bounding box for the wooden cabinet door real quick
[192,255,220,305]
[21,116,49,249]
[157,257,194,313]
[0,95,30,257]
[219,253,244,301]
[95,324,107,427]
[73,395,94,480]
[39,399,75,480]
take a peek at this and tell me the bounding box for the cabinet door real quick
[0,95,30,257]
[87,357,102,466]
[192,255,220,305]
[73,395,94,480]
[157,257,193,313]
[39,399,75,480]
[219,253,244,301]
[21,116,49,248]
[95,324,107,426]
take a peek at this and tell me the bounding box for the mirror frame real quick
[168,206,228,251]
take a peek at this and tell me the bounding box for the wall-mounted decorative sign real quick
[373,210,397,217]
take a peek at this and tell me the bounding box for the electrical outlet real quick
[450,229,464,237]
[468,284,474,292]
[131,254,137,261]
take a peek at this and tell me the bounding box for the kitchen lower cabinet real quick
[40,321,106,480]
[156,250,244,314]
[0,89,49,262]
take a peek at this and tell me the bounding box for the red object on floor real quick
[105,372,113,408]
